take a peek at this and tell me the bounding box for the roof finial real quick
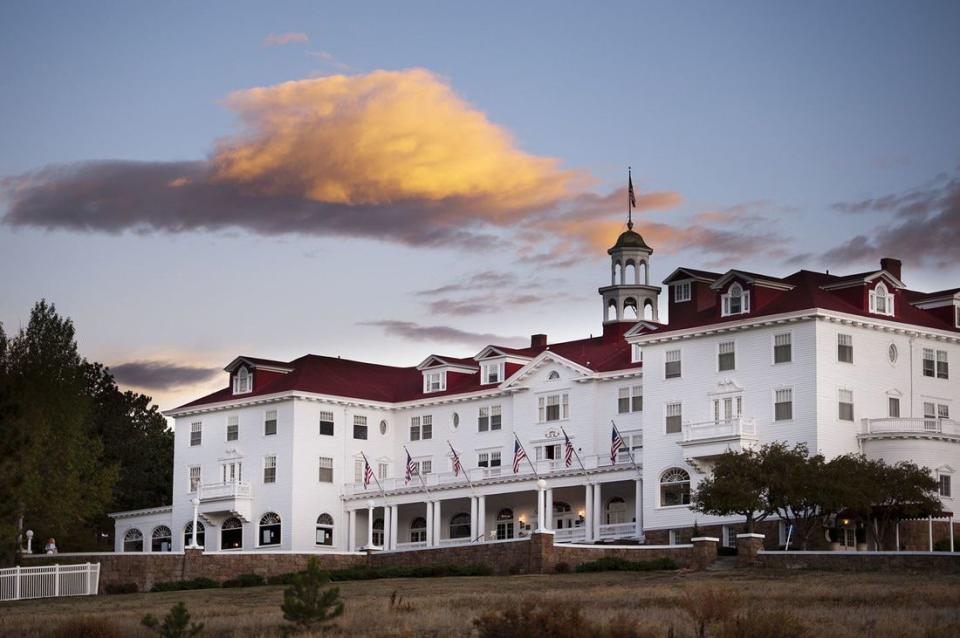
[627,166,636,231]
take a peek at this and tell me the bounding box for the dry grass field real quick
[2,568,960,637]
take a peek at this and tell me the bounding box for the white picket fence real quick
[0,563,100,602]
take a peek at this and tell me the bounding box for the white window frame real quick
[264,409,278,436]
[838,389,854,422]
[538,393,569,423]
[233,367,252,394]
[482,362,504,385]
[673,281,692,303]
[423,370,446,393]
[773,332,792,364]
[721,283,750,317]
[869,283,894,316]
[190,421,202,447]
[665,402,682,434]
[226,415,239,442]
[319,410,334,436]
[353,414,368,440]
[263,455,277,484]
[717,340,736,372]
[939,472,953,498]
[888,396,901,418]
[774,387,793,422]
[188,465,201,492]
[838,333,853,364]
[936,350,949,380]
[665,349,681,379]
[318,456,333,483]
[631,343,643,363]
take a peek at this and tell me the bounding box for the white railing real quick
[682,417,757,442]
[395,540,428,550]
[198,480,252,501]
[554,527,588,543]
[438,537,472,547]
[0,563,100,602]
[597,523,638,540]
[861,418,960,437]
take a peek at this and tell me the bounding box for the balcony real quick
[860,418,960,442]
[197,481,252,522]
[678,417,758,470]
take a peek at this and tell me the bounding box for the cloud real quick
[109,360,220,391]
[2,69,585,249]
[308,50,352,71]
[821,170,960,268]
[358,320,526,348]
[415,271,519,296]
[425,293,544,316]
[263,32,309,47]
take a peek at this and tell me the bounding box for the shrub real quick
[150,577,220,592]
[327,563,492,581]
[554,561,572,573]
[282,557,344,632]
[679,585,742,638]
[141,601,204,638]
[51,617,123,638]
[714,608,807,638]
[222,573,265,588]
[104,582,138,595]
[474,602,664,638]
[574,556,678,573]
[268,572,296,586]
[388,589,415,613]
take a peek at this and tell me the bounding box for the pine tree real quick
[142,601,204,637]
[281,558,344,632]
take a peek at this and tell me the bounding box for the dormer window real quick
[954,303,959,329]
[673,282,692,303]
[423,370,446,393]
[721,283,750,317]
[631,343,642,363]
[233,367,252,394]
[869,283,894,316]
[482,362,504,385]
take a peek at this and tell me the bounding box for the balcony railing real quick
[597,522,638,540]
[682,417,757,443]
[198,481,252,501]
[860,418,960,437]
[554,527,588,543]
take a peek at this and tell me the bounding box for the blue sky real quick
[2,1,959,409]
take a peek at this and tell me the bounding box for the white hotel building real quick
[111,223,960,553]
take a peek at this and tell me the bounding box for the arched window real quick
[870,283,894,316]
[496,508,514,540]
[222,517,243,550]
[638,261,648,285]
[548,371,560,381]
[410,517,427,543]
[624,260,637,285]
[623,297,638,320]
[613,262,623,285]
[372,518,384,546]
[259,512,281,546]
[722,283,750,317]
[151,525,172,552]
[605,497,627,524]
[184,521,205,548]
[643,299,655,321]
[450,513,471,539]
[123,528,143,552]
[607,299,618,322]
[316,514,334,546]
[660,468,691,507]
[233,367,251,394]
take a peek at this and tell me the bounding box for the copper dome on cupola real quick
[608,224,652,254]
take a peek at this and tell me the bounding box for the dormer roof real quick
[709,269,795,292]
[662,267,722,285]
[224,356,293,374]
[415,355,478,373]
[819,269,906,291]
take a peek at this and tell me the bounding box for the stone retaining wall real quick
[755,550,960,573]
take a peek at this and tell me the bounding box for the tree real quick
[759,443,824,549]
[142,601,204,637]
[866,459,942,550]
[282,557,344,632]
[693,448,768,533]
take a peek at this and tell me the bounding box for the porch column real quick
[383,504,391,550]
[584,484,594,542]
[470,496,478,540]
[425,500,434,546]
[951,516,955,552]
[536,479,547,532]
[593,483,603,540]
[390,505,399,550]
[348,509,357,551]
[895,522,900,551]
[477,495,486,542]
[634,479,643,540]
[544,489,554,531]
[188,497,200,549]
[929,516,934,552]
[433,500,442,545]
[366,500,375,548]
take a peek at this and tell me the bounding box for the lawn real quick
[2,568,959,637]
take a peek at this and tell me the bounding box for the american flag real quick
[563,432,574,468]
[611,426,624,464]
[363,458,373,489]
[512,438,527,474]
[628,169,637,209]
[404,449,416,484]
[451,447,462,477]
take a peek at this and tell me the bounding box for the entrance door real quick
[553,502,575,529]
[496,509,514,540]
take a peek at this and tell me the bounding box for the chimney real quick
[530,334,547,348]
[880,257,902,281]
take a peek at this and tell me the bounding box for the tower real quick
[598,220,661,324]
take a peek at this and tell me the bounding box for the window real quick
[259,512,281,546]
[478,406,502,431]
[318,457,333,483]
[537,444,561,461]
[410,415,432,440]
[496,509,514,540]
[618,386,643,413]
[354,459,364,483]
[378,463,388,480]
[372,518,384,546]
[631,343,643,363]
[450,513,471,539]
[923,348,935,377]
[924,349,949,379]
[712,395,742,422]
[221,461,241,483]
[838,389,854,421]
[423,370,446,393]
[353,415,368,439]
[410,416,421,441]
[721,525,735,548]
[548,370,561,380]
[152,526,172,552]
[774,333,792,364]
[838,334,853,363]
[721,283,750,317]
[665,349,681,379]
[189,466,201,492]
[316,514,334,546]
[937,350,949,379]
[379,420,388,435]
[940,475,952,498]
[410,517,427,543]
[718,341,735,371]
[674,281,692,302]
[233,367,251,394]
[190,421,202,446]
[264,410,277,436]
[668,530,680,545]
[888,343,899,364]
[888,397,901,418]
[869,283,894,316]
[319,411,334,436]
[665,402,682,434]
[538,394,569,422]
[183,521,205,548]
[483,362,503,384]
[263,455,277,483]
[226,416,239,441]
[660,468,691,506]
[478,450,502,468]
[221,517,243,550]
[618,387,630,414]
[410,459,432,476]
[774,388,793,421]
[123,528,143,552]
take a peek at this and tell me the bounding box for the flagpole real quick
[560,426,590,479]
[627,166,633,230]
[611,420,641,474]
[514,433,540,480]
[446,440,476,492]
[404,445,433,499]
[360,451,388,501]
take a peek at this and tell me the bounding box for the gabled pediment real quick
[821,270,906,292]
[662,267,721,285]
[473,345,532,364]
[624,320,663,338]
[710,270,794,292]
[415,355,477,373]
[224,356,293,374]
[501,350,596,389]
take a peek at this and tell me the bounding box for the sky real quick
[1,1,959,411]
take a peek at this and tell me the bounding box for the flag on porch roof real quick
[611,425,624,464]
[563,432,574,468]
[450,447,462,477]
[512,438,527,474]
[404,449,416,484]
[363,458,374,489]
